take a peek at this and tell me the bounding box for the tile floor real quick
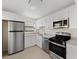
[3,46,51,59]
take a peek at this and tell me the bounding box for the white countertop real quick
[67,39,77,47]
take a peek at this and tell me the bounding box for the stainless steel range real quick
[49,32,71,59]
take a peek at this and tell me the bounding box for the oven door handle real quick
[49,41,65,48]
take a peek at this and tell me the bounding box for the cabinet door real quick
[25,34,36,48]
[36,35,42,48]
[67,44,77,59]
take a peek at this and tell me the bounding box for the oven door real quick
[49,42,66,58]
[49,51,64,59]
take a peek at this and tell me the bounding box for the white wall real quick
[2,10,37,48]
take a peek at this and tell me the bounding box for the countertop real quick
[67,38,77,47]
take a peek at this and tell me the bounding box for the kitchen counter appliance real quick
[49,32,71,59]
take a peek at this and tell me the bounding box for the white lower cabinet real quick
[25,34,43,48]
[25,34,37,48]
[36,34,43,48]
[67,44,77,59]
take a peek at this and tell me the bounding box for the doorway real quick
[2,20,8,56]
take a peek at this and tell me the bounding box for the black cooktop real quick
[49,34,71,45]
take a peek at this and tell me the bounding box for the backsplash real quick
[37,28,77,40]
[53,28,76,39]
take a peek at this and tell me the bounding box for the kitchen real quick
[2,0,77,59]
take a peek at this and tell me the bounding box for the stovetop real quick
[49,34,71,45]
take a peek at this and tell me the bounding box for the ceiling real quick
[2,0,75,19]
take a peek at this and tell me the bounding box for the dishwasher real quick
[42,37,49,53]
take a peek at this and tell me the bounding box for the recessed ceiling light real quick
[28,0,43,10]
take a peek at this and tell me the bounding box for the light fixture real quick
[28,0,43,10]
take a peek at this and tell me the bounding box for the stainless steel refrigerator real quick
[8,21,24,54]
